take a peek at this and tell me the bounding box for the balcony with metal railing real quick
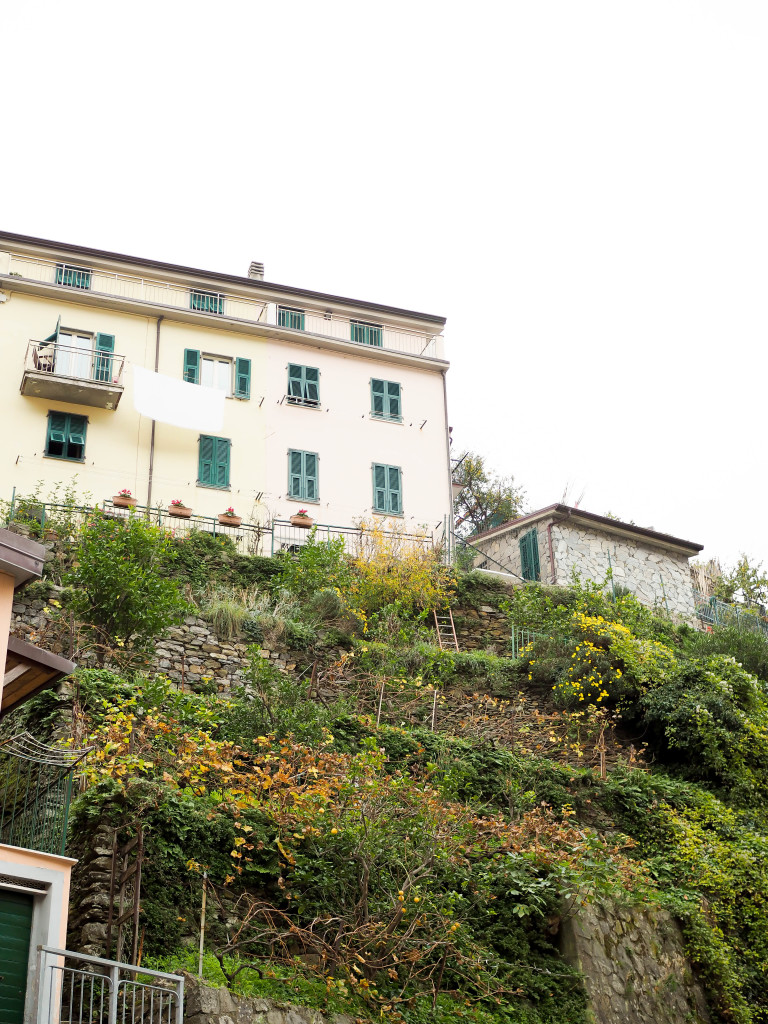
[2,250,445,361]
[21,340,126,410]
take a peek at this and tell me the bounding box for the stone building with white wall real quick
[471,504,703,621]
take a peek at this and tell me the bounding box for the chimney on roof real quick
[248,261,265,281]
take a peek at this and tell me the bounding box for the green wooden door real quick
[0,890,33,1024]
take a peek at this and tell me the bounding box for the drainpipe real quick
[440,368,453,562]
[146,316,163,510]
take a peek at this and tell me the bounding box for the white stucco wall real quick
[0,282,451,539]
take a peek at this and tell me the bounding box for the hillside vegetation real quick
[10,514,768,1024]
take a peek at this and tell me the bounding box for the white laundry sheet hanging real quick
[132,365,225,433]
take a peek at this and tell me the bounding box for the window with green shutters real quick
[370,379,401,421]
[198,436,231,488]
[45,412,87,461]
[55,263,91,289]
[278,306,306,331]
[351,320,383,347]
[372,463,402,515]
[519,529,541,581]
[190,289,224,315]
[288,450,319,502]
[287,364,320,407]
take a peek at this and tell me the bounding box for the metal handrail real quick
[37,946,184,1024]
[3,249,443,359]
[271,518,434,556]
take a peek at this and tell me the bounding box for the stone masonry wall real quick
[184,974,355,1024]
[560,901,710,1024]
[452,605,511,653]
[550,522,696,622]
[474,517,697,622]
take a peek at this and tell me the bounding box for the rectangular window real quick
[351,320,383,347]
[288,449,319,502]
[287,364,320,407]
[519,529,541,581]
[278,306,306,331]
[370,379,401,421]
[198,435,231,488]
[201,356,231,394]
[45,411,87,461]
[190,289,224,315]
[55,263,91,290]
[372,463,402,515]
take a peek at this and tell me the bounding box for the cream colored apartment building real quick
[0,232,451,545]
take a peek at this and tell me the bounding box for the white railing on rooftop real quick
[1,250,444,360]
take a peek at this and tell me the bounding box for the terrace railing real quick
[692,590,768,637]
[0,734,91,856]
[37,946,183,1024]
[2,250,444,360]
[270,518,434,557]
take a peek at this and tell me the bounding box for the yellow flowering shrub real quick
[552,612,677,709]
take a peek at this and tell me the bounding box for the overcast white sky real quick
[3,1,767,568]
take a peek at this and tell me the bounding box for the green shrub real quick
[681,625,768,683]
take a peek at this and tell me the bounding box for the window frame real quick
[287,449,319,503]
[197,435,231,489]
[44,411,88,462]
[519,528,541,582]
[371,463,403,516]
[278,306,306,331]
[370,378,402,422]
[200,355,233,395]
[287,364,320,408]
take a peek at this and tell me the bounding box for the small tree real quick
[67,513,188,662]
[452,451,526,537]
[714,555,768,610]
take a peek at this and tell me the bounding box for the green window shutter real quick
[199,435,215,485]
[288,364,304,400]
[386,381,401,419]
[94,333,115,382]
[214,438,231,487]
[279,307,305,331]
[371,379,385,416]
[234,358,251,399]
[289,450,304,498]
[519,530,540,581]
[44,316,61,344]
[304,366,319,404]
[68,415,87,447]
[387,466,402,513]
[47,412,67,447]
[184,349,201,384]
[372,464,387,512]
[304,452,318,500]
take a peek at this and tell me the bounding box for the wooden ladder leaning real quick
[433,607,460,652]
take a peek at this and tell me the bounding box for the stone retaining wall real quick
[560,901,710,1024]
[184,975,355,1024]
[452,605,511,653]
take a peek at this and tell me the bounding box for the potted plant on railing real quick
[112,488,137,509]
[218,506,242,527]
[168,498,193,519]
[290,508,314,529]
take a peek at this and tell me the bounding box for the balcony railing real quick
[2,250,445,361]
[21,340,126,410]
[0,734,91,856]
[37,946,183,1024]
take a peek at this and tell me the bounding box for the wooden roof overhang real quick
[3,635,75,718]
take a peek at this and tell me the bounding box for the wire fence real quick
[692,589,768,637]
